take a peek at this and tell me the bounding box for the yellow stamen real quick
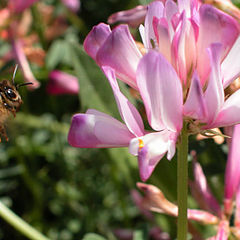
[138,139,144,150]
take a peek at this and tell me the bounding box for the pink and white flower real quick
[69,0,240,181]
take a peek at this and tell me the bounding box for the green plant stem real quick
[177,122,189,240]
[0,201,50,240]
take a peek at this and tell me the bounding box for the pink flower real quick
[224,124,240,215]
[189,131,240,239]
[47,70,79,95]
[12,39,40,90]
[108,5,147,28]
[69,0,240,181]
[61,0,81,12]
[8,0,39,13]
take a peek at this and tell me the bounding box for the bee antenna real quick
[12,64,19,85]
[16,82,33,90]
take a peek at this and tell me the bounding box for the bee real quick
[0,65,32,141]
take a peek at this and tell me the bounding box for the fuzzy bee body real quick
[0,79,23,141]
[0,65,32,141]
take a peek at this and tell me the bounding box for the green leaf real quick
[138,0,153,5]
[69,42,120,117]
[83,233,107,240]
[46,40,73,70]
[133,228,148,240]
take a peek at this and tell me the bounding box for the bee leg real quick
[0,126,8,142]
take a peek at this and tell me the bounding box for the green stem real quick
[0,201,50,240]
[177,122,189,240]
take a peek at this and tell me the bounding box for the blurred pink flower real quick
[224,124,240,215]
[69,0,240,181]
[190,155,221,217]
[47,70,79,95]
[8,0,39,13]
[137,182,219,225]
[12,39,40,90]
[108,5,147,28]
[189,129,240,239]
[61,0,81,12]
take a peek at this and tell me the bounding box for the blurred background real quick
[0,0,237,239]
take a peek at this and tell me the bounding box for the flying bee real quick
[0,65,32,141]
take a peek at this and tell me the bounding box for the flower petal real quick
[83,23,111,60]
[211,89,240,128]
[108,5,147,28]
[68,109,134,148]
[178,0,191,18]
[102,66,145,137]
[235,184,240,228]
[224,124,240,211]
[152,17,171,63]
[222,36,240,88]
[8,0,39,13]
[137,51,183,132]
[61,0,80,12]
[192,160,221,216]
[204,43,224,124]
[129,130,175,181]
[96,25,142,89]
[12,39,40,89]
[143,1,164,50]
[215,221,230,240]
[171,12,188,84]
[197,4,239,85]
[184,71,207,120]
[47,70,79,95]
[164,0,178,40]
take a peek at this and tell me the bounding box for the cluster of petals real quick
[68,0,240,181]
[135,125,240,239]
[189,125,240,238]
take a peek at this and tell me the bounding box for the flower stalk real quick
[0,201,50,240]
[177,122,189,240]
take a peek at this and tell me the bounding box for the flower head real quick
[69,0,240,181]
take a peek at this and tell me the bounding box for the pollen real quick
[138,139,144,150]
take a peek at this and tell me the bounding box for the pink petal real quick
[102,66,145,137]
[152,17,171,63]
[197,4,239,85]
[108,5,147,28]
[143,1,164,50]
[47,70,79,95]
[222,36,240,88]
[178,0,191,18]
[187,209,219,225]
[235,184,240,228]
[129,130,175,181]
[164,0,178,40]
[171,12,186,84]
[192,160,221,216]
[211,89,240,128]
[61,0,80,12]
[68,109,134,148]
[96,25,142,89]
[83,23,111,60]
[184,71,207,120]
[12,39,40,90]
[204,43,224,125]
[215,221,230,240]
[224,124,240,211]
[8,0,39,13]
[136,51,183,132]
